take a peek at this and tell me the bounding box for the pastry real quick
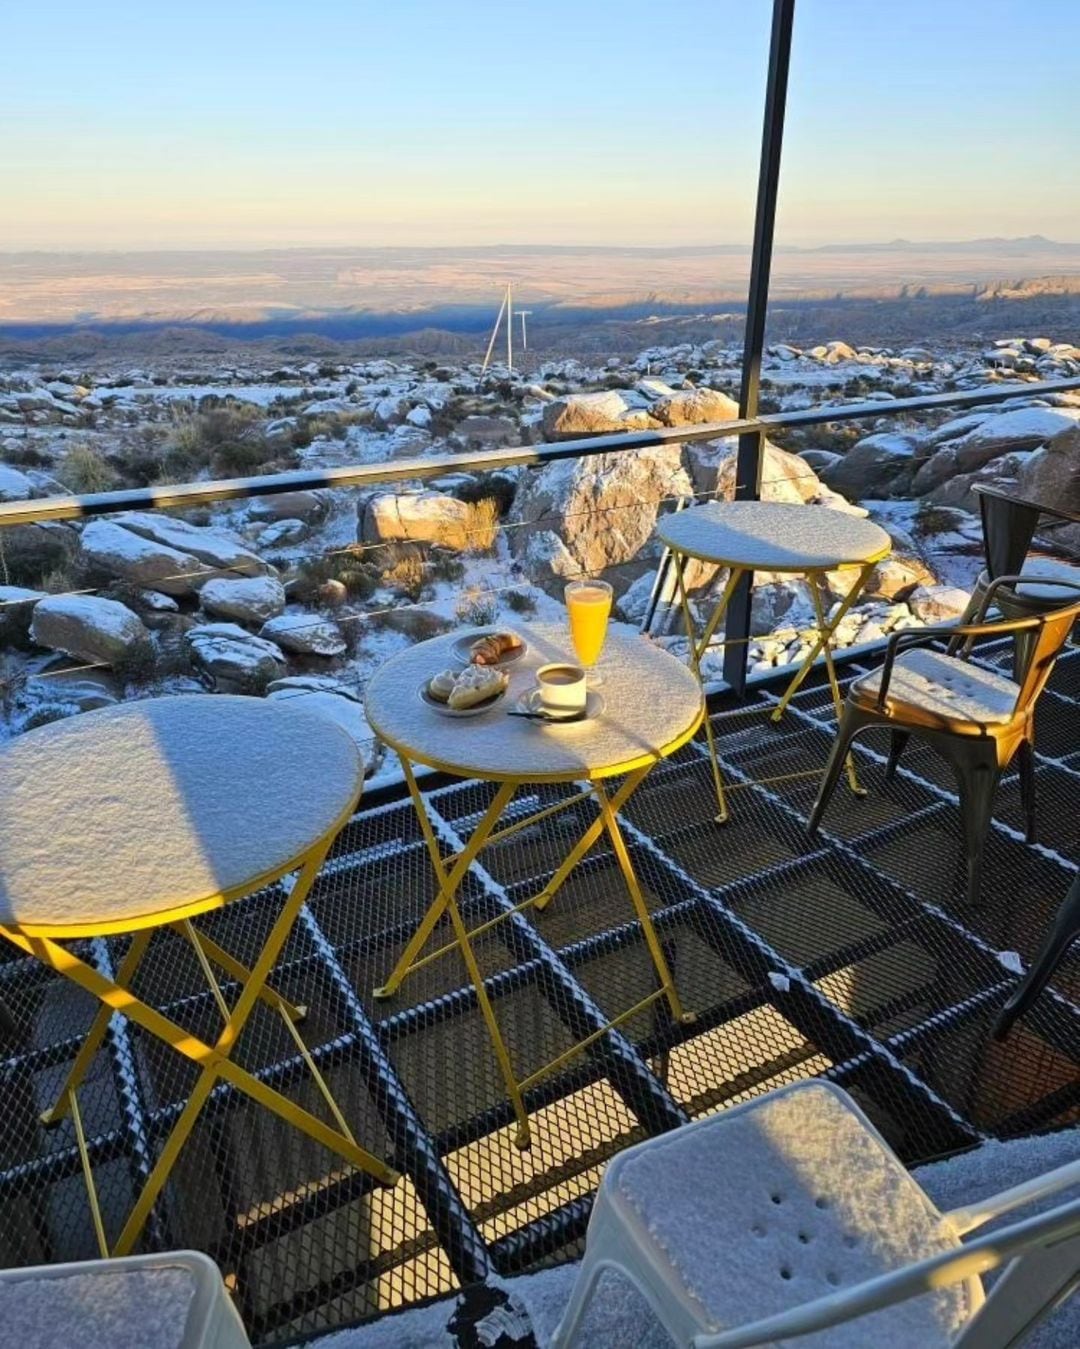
[470,631,523,665]
[447,665,508,709]
[427,669,458,703]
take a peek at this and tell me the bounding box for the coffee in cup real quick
[535,662,587,716]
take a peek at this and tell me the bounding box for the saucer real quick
[516,687,605,724]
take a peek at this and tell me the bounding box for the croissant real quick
[470,631,523,666]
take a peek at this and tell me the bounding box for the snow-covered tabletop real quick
[364,623,703,782]
[0,695,363,934]
[656,501,891,572]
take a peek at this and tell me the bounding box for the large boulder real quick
[30,594,148,666]
[687,440,822,503]
[907,585,971,624]
[200,574,287,625]
[114,512,270,579]
[449,415,520,451]
[648,387,739,428]
[508,446,693,596]
[0,464,34,502]
[944,407,1080,473]
[1016,424,1080,519]
[80,520,206,596]
[360,490,473,551]
[184,622,285,690]
[822,431,923,498]
[541,391,659,441]
[247,491,329,525]
[260,613,346,655]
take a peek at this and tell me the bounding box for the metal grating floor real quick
[0,639,1077,1345]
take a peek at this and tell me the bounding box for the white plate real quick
[516,687,605,724]
[451,629,528,667]
[418,681,507,718]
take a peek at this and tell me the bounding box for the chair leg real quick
[807,705,865,836]
[884,730,910,783]
[949,746,1002,907]
[549,1254,606,1348]
[994,873,1080,1040]
[1015,739,1038,845]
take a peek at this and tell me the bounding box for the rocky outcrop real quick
[248,491,329,525]
[30,595,148,666]
[648,387,739,428]
[822,431,923,498]
[449,415,520,451]
[184,623,285,690]
[0,465,34,502]
[541,391,658,441]
[260,613,346,655]
[114,512,270,579]
[360,490,474,551]
[508,445,692,596]
[1017,424,1080,520]
[200,575,287,625]
[80,520,207,596]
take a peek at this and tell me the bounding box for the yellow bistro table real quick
[364,622,703,1149]
[0,695,398,1258]
[655,500,892,820]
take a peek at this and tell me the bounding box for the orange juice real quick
[566,581,613,667]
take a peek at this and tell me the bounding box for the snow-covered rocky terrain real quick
[1,335,1078,784]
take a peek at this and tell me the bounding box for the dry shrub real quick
[463,498,500,553]
[380,544,429,601]
[59,444,117,494]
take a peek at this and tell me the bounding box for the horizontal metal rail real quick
[1,376,1078,527]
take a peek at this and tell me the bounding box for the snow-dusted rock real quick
[0,464,35,502]
[449,414,520,451]
[184,622,285,689]
[248,490,329,524]
[822,431,922,497]
[1017,423,1080,520]
[689,440,821,504]
[80,519,206,596]
[944,407,1080,473]
[907,585,971,624]
[200,574,287,625]
[373,395,410,429]
[750,580,816,636]
[31,595,148,666]
[863,555,936,601]
[0,585,46,641]
[257,518,310,548]
[114,512,270,579]
[649,387,739,428]
[360,490,474,551]
[541,390,658,440]
[509,445,692,596]
[259,613,346,655]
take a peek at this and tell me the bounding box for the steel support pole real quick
[722,0,796,696]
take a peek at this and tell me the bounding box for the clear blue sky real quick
[1,0,1075,250]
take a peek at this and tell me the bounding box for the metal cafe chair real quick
[550,1080,1080,1349]
[807,576,1080,906]
[956,484,1079,678]
[994,868,1080,1040]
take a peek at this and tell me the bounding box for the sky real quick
[1,0,1076,251]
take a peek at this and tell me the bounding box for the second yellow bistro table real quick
[364,622,703,1149]
[0,695,399,1258]
[655,500,892,820]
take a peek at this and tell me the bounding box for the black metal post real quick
[722,0,796,696]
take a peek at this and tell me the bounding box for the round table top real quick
[0,695,363,937]
[655,500,891,572]
[364,622,703,783]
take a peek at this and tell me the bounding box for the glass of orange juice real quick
[565,579,613,685]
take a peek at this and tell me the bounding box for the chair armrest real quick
[945,1157,1080,1236]
[980,572,1080,617]
[872,612,1043,710]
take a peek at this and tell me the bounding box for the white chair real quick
[551,1081,1080,1348]
[0,1249,251,1349]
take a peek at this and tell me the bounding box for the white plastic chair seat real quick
[853,648,1020,726]
[593,1083,975,1347]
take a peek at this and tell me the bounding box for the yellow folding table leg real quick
[674,556,736,824]
[534,769,651,910]
[808,571,866,796]
[173,922,307,1022]
[592,777,693,1026]
[40,928,153,1126]
[375,768,517,998]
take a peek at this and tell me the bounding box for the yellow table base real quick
[672,557,875,821]
[1,837,399,1259]
[376,759,693,1150]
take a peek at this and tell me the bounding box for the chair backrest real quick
[1010,592,1080,714]
[697,1191,1080,1349]
[974,486,1043,581]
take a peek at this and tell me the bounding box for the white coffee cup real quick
[535,662,587,715]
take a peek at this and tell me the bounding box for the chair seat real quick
[980,557,1080,607]
[853,648,1020,726]
[608,1082,970,1347]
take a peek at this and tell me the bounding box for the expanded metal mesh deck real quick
[0,640,1077,1345]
